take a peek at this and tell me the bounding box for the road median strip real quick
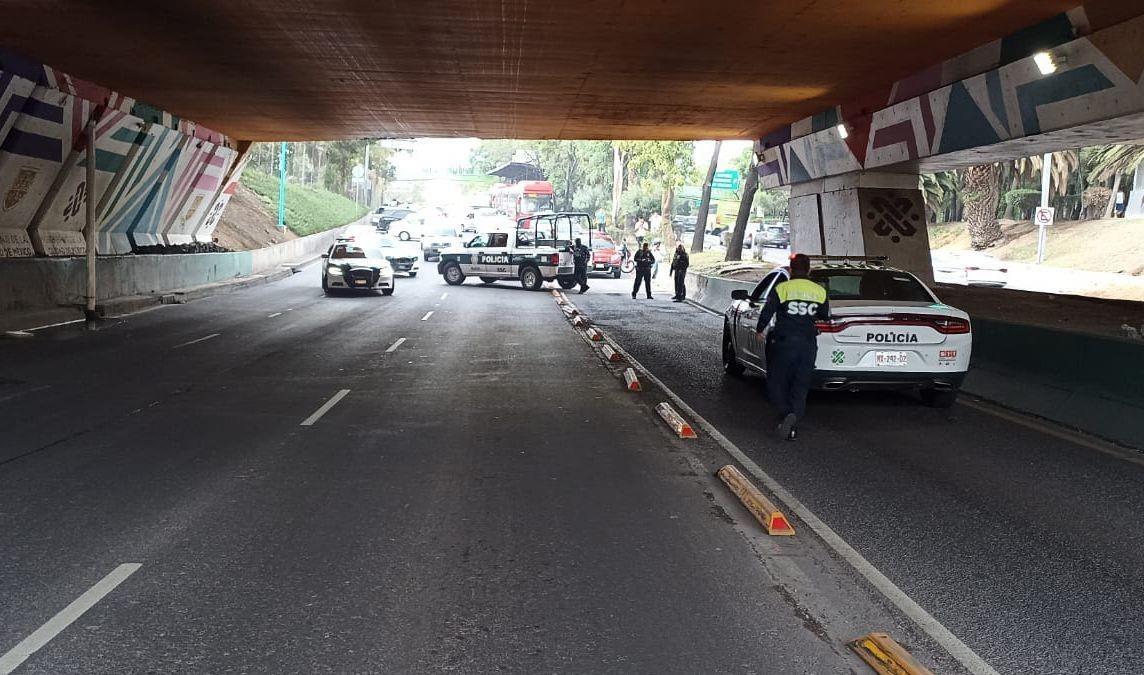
[655,401,697,438]
[716,465,795,536]
[849,632,934,675]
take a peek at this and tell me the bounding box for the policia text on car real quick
[755,253,829,441]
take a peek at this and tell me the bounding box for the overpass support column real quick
[788,171,932,283]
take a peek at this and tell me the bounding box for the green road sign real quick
[711,169,740,190]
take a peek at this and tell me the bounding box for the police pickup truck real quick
[436,213,593,291]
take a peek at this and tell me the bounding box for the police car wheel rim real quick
[445,265,462,282]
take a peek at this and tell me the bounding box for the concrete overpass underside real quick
[3,0,1144,141]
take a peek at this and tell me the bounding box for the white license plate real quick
[594,264,607,270]
[874,351,909,367]
[353,279,367,286]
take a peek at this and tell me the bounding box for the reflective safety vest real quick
[759,277,829,340]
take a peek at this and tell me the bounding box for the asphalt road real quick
[0,262,968,673]
[572,275,1144,675]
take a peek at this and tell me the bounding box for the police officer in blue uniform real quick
[756,253,829,441]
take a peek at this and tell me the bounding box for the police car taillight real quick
[549,253,560,265]
[932,317,970,334]
[814,320,843,333]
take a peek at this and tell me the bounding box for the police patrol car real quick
[436,213,591,291]
[722,256,972,407]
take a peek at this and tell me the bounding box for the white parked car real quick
[931,251,1009,288]
[722,258,972,407]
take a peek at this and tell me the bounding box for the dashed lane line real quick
[300,389,351,426]
[421,311,434,321]
[172,333,220,349]
[385,337,406,353]
[267,312,283,318]
[440,292,448,300]
[0,563,142,674]
[603,335,1001,675]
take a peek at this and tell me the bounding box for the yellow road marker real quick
[601,344,622,361]
[656,402,697,438]
[849,632,934,675]
[716,465,794,536]
[623,368,642,391]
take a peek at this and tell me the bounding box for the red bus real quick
[490,180,555,228]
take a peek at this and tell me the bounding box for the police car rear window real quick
[810,269,933,302]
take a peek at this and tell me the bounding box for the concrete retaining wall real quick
[0,224,344,312]
[686,271,1143,449]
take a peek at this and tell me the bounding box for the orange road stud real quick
[655,402,696,438]
[716,465,794,536]
[586,327,602,341]
[849,633,934,675]
[601,344,622,361]
[623,368,642,391]
[551,289,561,298]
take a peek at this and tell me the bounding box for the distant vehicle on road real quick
[376,234,421,277]
[390,207,450,241]
[321,241,396,295]
[589,235,623,278]
[722,257,971,407]
[436,213,588,291]
[756,223,790,248]
[372,207,414,232]
[421,222,463,262]
[489,180,556,226]
[931,251,1009,288]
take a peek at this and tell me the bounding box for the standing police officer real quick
[669,244,689,302]
[572,237,591,294]
[755,253,829,441]
[631,242,654,299]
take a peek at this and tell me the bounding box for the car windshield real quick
[592,239,615,250]
[810,269,934,302]
[330,244,382,260]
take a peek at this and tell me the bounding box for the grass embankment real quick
[241,169,368,236]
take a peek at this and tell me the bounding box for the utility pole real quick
[278,142,287,231]
[83,120,98,323]
[692,140,721,253]
[1036,152,1051,263]
[611,145,623,231]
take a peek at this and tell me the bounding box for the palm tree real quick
[1087,144,1144,217]
[962,164,1003,249]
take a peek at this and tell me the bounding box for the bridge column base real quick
[788,171,932,284]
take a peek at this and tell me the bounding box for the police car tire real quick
[722,325,745,377]
[557,276,577,290]
[443,262,465,285]
[520,266,543,291]
[480,276,498,284]
[382,287,395,296]
[920,388,958,408]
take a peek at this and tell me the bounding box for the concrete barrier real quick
[0,223,346,313]
[685,271,1144,449]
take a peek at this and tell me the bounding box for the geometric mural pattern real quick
[0,49,236,257]
[758,11,1144,189]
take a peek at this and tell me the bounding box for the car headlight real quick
[327,265,343,276]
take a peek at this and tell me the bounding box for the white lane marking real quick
[421,311,433,321]
[440,292,448,300]
[267,312,283,318]
[286,308,294,311]
[604,336,1000,675]
[300,389,351,426]
[0,563,141,675]
[385,337,406,353]
[24,318,86,332]
[172,333,220,349]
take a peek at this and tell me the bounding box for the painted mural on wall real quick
[757,11,1144,189]
[0,49,235,257]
